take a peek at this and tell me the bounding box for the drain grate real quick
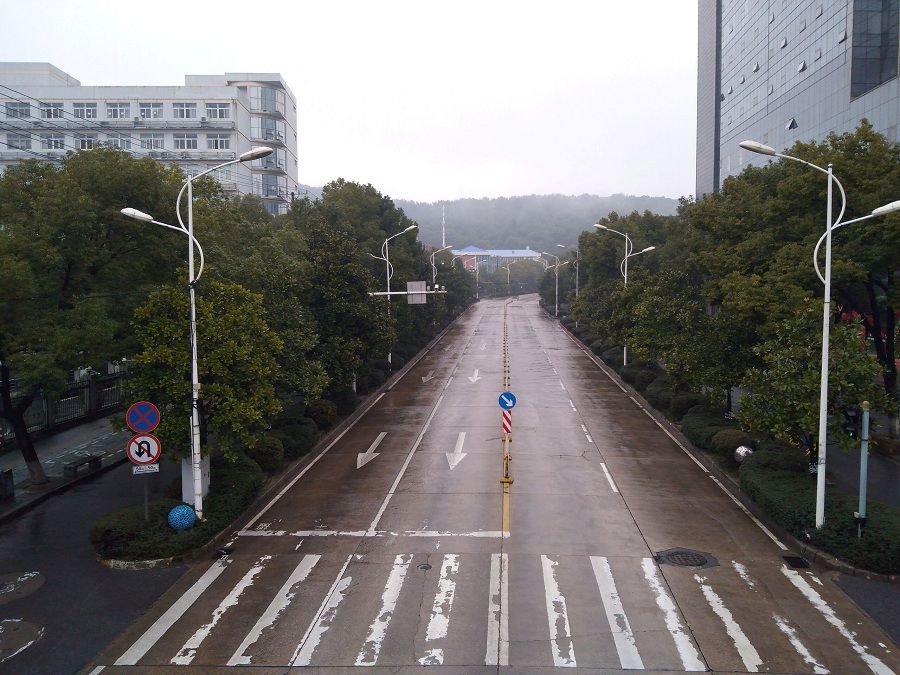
[783,555,810,569]
[417,563,432,571]
[656,547,719,570]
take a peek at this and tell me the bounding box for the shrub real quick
[271,399,306,430]
[91,451,264,561]
[589,339,606,355]
[308,399,338,430]
[601,347,624,369]
[371,359,392,375]
[670,392,709,420]
[710,429,753,458]
[391,356,407,370]
[276,418,318,459]
[619,362,652,385]
[645,374,674,410]
[680,405,735,449]
[633,369,658,392]
[247,435,285,472]
[328,387,360,416]
[740,456,900,574]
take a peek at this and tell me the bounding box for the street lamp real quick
[593,225,655,365]
[369,224,418,365]
[541,251,570,318]
[121,145,272,520]
[556,243,580,299]
[430,244,452,285]
[741,138,899,529]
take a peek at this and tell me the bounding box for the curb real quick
[96,305,476,569]
[546,309,899,585]
[0,454,129,527]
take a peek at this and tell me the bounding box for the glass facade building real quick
[696,0,900,197]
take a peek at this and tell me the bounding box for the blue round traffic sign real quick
[126,401,160,433]
[498,392,517,410]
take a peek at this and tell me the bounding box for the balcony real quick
[146,150,236,161]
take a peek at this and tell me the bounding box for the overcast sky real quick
[0,0,698,202]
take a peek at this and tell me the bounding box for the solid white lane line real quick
[366,394,445,535]
[568,399,576,411]
[240,393,385,531]
[116,559,229,665]
[710,476,788,550]
[485,553,509,666]
[781,566,892,675]
[641,559,705,671]
[357,554,413,666]
[541,555,577,668]
[774,615,829,674]
[637,401,708,472]
[559,381,566,390]
[599,463,619,493]
[290,554,355,666]
[418,554,460,665]
[227,555,320,666]
[173,555,271,665]
[590,557,644,669]
[694,573,762,672]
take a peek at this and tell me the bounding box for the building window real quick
[41,134,65,149]
[249,86,285,114]
[206,134,230,150]
[73,103,97,119]
[205,103,230,119]
[172,103,197,119]
[107,103,130,119]
[40,103,64,119]
[139,103,163,119]
[76,134,97,150]
[173,133,198,149]
[250,116,284,141]
[5,102,29,118]
[140,133,164,149]
[106,134,132,150]
[850,0,899,97]
[6,133,31,150]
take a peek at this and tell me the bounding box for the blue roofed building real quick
[451,246,544,273]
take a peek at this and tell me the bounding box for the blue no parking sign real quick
[498,392,517,410]
[126,401,160,433]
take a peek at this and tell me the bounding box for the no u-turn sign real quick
[126,434,162,465]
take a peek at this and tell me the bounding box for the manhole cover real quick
[0,573,44,606]
[417,563,432,571]
[656,548,719,569]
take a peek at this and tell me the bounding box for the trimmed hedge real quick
[670,392,709,420]
[740,453,900,574]
[645,375,675,411]
[679,405,736,449]
[247,435,284,472]
[91,452,264,561]
[329,387,360,416]
[308,399,338,430]
[710,429,752,458]
[391,356,407,370]
[633,369,658,392]
[274,419,319,459]
[371,359,392,375]
[601,347,624,369]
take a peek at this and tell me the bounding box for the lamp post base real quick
[181,455,210,504]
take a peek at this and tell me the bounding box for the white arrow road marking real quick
[357,432,387,469]
[468,369,481,383]
[446,432,467,469]
[480,343,487,350]
[421,370,435,383]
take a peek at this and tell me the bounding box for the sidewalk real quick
[0,415,131,522]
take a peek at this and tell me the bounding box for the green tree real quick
[128,280,282,461]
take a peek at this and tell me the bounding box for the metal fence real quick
[1,374,125,444]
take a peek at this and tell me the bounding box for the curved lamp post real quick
[541,251,570,317]
[431,244,452,285]
[740,139,899,529]
[121,145,272,519]
[370,224,418,365]
[593,224,655,365]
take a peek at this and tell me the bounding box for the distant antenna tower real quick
[441,205,446,247]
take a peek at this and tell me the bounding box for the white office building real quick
[0,62,299,214]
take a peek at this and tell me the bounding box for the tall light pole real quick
[556,243,579,299]
[370,224,418,365]
[541,251,570,318]
[431,244,452,285]
[593,225,655,365]
[118,144,272,519]
[740,138,899,529]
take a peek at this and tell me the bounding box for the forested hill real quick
[299,186,678,250]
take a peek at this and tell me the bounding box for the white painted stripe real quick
[710,476,788,550]
[418,554,460,665]
[559,381,566,390]
[694,573,762,672]
[291,555,355,666]
[781,566,893,675]
[774,615,829,674]
[642,408,708,472]
[227,555,320,665]
[366,394,445,535]
[731,561,756,588]
[599,463,619,493]
[553,368,559,374]
[88,668,105,675]
[116,559,229,665]
[541,555,577,667]
[173,555,271,665]
[590,557,643,669]
[568,399,576,409]
[357,554,413,665]
[641,558,705,671]
[485,553,509,666]
[406,530,506,538]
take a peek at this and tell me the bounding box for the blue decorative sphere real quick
[168,504,198,531]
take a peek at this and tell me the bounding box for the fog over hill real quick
[298,186,679,251]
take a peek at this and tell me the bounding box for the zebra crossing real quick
[108,549,896,672]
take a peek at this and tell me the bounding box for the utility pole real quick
[441,205,446,248]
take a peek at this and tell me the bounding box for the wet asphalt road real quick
[88,295,898,673]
